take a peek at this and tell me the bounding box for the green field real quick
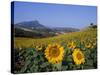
[14,28,97,49]
[14,28,97,73]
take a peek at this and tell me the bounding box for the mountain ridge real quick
[14,20,80,38]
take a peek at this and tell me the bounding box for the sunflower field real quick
[13,28,97,73]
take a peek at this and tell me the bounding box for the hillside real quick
[14,27,97,48]
[13,20,80,38]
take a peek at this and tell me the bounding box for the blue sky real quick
[12,1,97,29]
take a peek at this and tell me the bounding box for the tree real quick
[90,23,94,26]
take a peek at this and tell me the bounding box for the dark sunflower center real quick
[49,46,60,57]
[77,52,82,60]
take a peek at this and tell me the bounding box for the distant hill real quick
[51,27,80,33]
[13,20,80,38]
[15,20,44,28]
[15,20,51,32]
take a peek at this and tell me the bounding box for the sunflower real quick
[85,43,92,48]
[67,41,76,49]
[72,48,85,65]
[35,45,42,51]
[45,44,64,64]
